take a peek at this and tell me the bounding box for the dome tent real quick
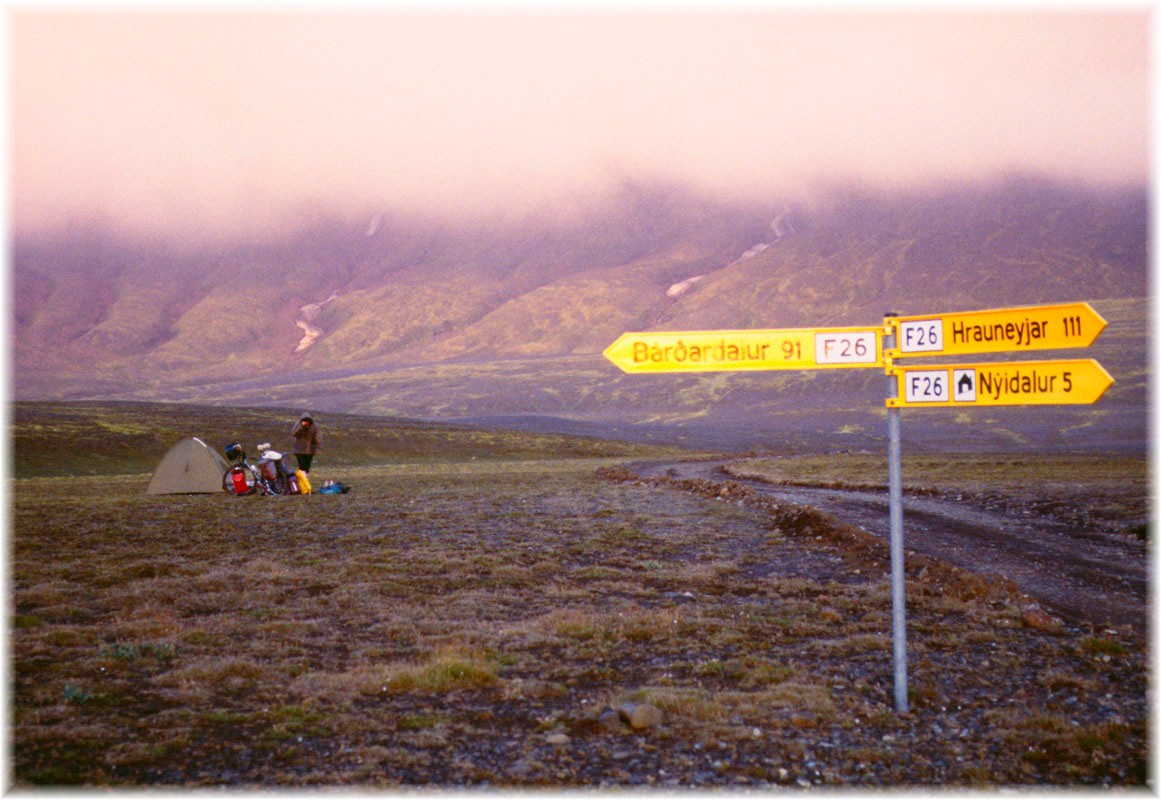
[146,437,230,495]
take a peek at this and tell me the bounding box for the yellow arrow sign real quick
[884,302,1106,358]
[886,359,1113,407]
[604,326,883,373]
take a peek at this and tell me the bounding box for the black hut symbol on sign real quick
[953,369,977,402]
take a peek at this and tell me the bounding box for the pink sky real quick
[10,8,1151,243]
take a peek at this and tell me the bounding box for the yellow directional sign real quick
[604,326,883,373]
[886,359,1113,407]
[884,302,1106,358]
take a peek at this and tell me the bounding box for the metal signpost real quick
[883,318,908,713]
[605,302,1112,714]
[880,304,1111,711]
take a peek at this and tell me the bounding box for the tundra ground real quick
[9,403,1149,787]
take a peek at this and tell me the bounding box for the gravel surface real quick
[633,459,1148,635]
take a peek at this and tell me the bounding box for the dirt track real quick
[631,460,1148,635]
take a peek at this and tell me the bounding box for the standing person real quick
[291,414,321,473]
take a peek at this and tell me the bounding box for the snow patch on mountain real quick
[771,209,795,239]
[736,242,769,262]
[665,209,798,302]
[724,208,797,269]
[294,293,340,353]
[666,275,705,298]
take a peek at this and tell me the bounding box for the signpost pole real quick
[884,314,909,713]
[606,300,1111,717]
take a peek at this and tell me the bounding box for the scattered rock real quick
[618,702,663,731]
[819,607,843,625]
[1022,605,1064,633]
[599,708,629,733]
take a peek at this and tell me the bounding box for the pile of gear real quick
[224,442,305,495]
[144,436,349,496]
[222,443,349,496]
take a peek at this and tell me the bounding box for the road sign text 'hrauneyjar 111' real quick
[884,302,1106,358]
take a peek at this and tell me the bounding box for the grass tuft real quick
[386,650,500,694]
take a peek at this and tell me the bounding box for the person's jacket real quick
[292,422,321,455]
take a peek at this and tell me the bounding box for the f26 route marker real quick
[883,301,1106,358]
[886,359,1114,407]
[603,326,883,373]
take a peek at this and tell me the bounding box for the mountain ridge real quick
[13,176,1148,451]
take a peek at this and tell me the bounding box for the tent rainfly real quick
[147,437,231,495]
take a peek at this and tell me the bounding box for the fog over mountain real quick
[13,175,1148,454]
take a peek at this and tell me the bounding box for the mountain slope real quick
[13,177,1148,445]
[660,179,1147,332]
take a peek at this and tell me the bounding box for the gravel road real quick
[631,460,1148,635]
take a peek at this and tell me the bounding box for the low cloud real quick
[10,10,1150,243]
